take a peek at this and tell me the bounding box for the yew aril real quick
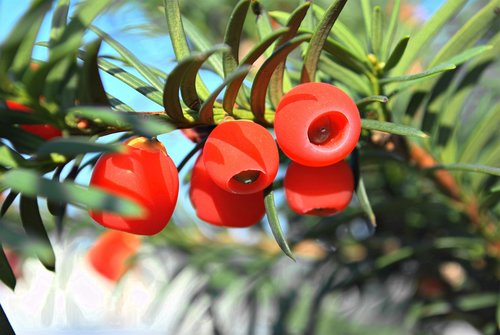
[88,230,141,282]
[274,83,361,167]
[5,100,62,140]
[190,152,265,228]
[89,137,179,235]
[202,120,279,194]
[284,160,354,216]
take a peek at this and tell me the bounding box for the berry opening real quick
[231,170,261,185]
[307,112,348,147]
[305,207,338,216]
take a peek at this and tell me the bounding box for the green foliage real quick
[0,0,498,333]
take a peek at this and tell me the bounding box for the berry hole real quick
[307,112,348,146]
[306,208,337,216]
[232,170,261,185]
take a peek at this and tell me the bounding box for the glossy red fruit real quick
[284,160,354,216]
[5,100,62,140]
[88,230,141,282]
[190,153,265,228]
[274,83,361,167]
[203,120,279,194]
[89,137,179,235]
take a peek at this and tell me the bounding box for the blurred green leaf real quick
[19,196,56,271]
[222,0,250,76]
[268,10,290,25]
[49,0,113,63]
[356,178,376,227]
[107,93,134,111]
[0,303,15,333]
[361,119,429,138]
[80,39,110,106]
[36,137,123,156]
[420,293,497,317]
[426,164,500,177]
[311,5,367,60]
[356,95,388,107]
[497,292,500,330]
[458,102,500,162]
[322,37,368,73]
[301,0,348,82]
[95,56,163,106]
[10,3,47,79]
[0,124,46,153]
[49,0,70,46]
[375,247,413,269]
[381,0,400,60]
[416,45,493,135]
[384,36,410,72]
[0,247,16,290]
[381,63,456,84]
[183,18,224,77]
[255,2,274,59]
[360,0,372,38]
[370,6,382,57]
[392,0,467,75]
[428,1,499,69]
[0,0,52,87]
[443,45,493,67]
[264,187,294,261]
[251,35,310,122]
[0,169,143,217]
[1,191,19,218]
[90,25,163,91]
[0,107,46,124]
[69,107,174,136]
[27,0,113,99]
[319,55,372,95]
[0,145,24,168]
[164,0,190,59]
[199,66,250,124]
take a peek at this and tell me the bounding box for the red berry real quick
[274,83,360,167]
[89,137,179,235]
[284,160,354,216]
[88,230,141,282]
[190,152,265,228]
[203,120,279,194]
[5,100,62,140]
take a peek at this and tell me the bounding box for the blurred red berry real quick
[88,230,141,282]
[190,152,265,228]
[284,160,354,216]
[274,83,360,167]
[203,120,279,194]
[89,137,179,235]
[5,100,62,140]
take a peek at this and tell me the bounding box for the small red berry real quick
[274,83,361,167]
[203,120,279,194]
[5,100,62,140]
[88,230,141,282]
[89,137,179,235]
[284,160,354,216]
[190,152,265,228]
